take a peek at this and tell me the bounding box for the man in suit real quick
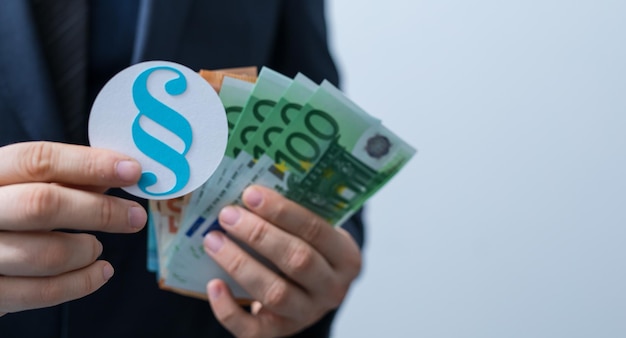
[0,0,365,337]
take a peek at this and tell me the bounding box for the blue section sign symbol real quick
[88,60,228,200]
[132,66,192,197]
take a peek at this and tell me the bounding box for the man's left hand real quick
[203,185,362,338]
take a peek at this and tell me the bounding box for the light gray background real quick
[328,1,626,337]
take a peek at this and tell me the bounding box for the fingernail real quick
[243,187,263,208]
[219,206,240,226]
[96,241,104,257]
[208,281,222,299]
[103,264,114,280]
[204,231,224,253]
[129,206,147,229]
[116,160,140,182]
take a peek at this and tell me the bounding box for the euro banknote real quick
[149,67,416,300]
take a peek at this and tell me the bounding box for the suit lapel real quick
[0,0,197,142]
[132,0,195,63]
[0,0,66,142]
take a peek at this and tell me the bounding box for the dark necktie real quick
[31,0,88,144]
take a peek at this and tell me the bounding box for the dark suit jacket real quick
[0,0,364,337]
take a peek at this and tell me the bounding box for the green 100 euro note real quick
[154,67,416,300]
[253,80,415,225]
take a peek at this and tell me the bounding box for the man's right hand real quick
[0,142,147,316]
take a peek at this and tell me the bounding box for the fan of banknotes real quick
[147,66,416,300]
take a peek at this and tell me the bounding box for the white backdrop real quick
[329,1,626,337]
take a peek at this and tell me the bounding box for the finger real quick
[203,231,311,319]
[241,185,361,273]
[207,279,264,338]
[0,260,114,314]
[207,279,287,338]
[0,141,141,187]
[0,232,102,276]
[218,205,335,297]
[0,183,146,232]
[251,301,263,315]
[58,183,109,194]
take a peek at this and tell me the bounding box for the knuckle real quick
[247,219,269,246]
[96,197,115,230]
[42,267,100,304]
[225,254,246,278]
[81,152,101,181]
[285,243,314,275]
[262,278,289,309]
[38,241,72,274]
[20,185,59,225]
[269,202,289,224]
[301,216,324,243]
[78,269,97,295]
[22,142,55,180]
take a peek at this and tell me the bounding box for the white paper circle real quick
[88,61,227,200]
